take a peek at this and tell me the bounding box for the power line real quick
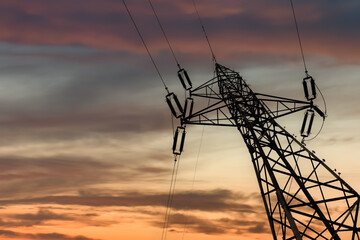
[122,0,169,93]
[161,157,177,240]
[148,0,181,69]
[289,0,328,142]
[180,77,215,240]
[162,155,181,240]
[122,2,185,239]
[180,121,205,240]
[191,0,216,63]
[122,4,180,238]
[290,0,308,74]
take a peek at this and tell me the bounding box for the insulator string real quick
[304,83,327,142]
[122,0,169,93]
[148,0,181,69]
[290,0,328,142]
[191,0,216,63]
[290,0,308,74]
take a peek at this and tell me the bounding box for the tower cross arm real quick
[254,93,325,120]
[182,99,237,127]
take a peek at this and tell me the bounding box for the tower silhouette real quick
[175,63,360,239]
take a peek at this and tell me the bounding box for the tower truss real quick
[180,63,360,239]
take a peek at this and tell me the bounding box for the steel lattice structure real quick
[179,63,360,239]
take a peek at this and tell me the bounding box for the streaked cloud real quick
[0,189,268,236]
[0,229,98,240]
[1,209,73,227]
[0,189,259,211]
[0,0,358,62]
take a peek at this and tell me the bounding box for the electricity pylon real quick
[171,63,360,239]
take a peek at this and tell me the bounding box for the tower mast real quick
[171,63,360,239]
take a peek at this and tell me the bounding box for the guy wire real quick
[122,0,169,93]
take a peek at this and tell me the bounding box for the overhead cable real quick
[290,0,328,142]
[290,0,308,74]
[161,158,176,240]
[148,0,181,69]
[162,155,181,240]
[122,0,169,93]
[191,0,216,63]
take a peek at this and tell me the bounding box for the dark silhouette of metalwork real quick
[169,63,360,239]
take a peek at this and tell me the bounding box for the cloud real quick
[0,105,170,136]
[0,188,269,236]
[0,189,261,212]
[0,0,359,63]
[155,213,227,234]
[13,208,72,222]
[0,155,124,198]
[0,44,174,143]
[151,213,269,235]
[0,207,115,229]
[0,1,358,150]
[0,209,73,227]
[0,152,177,199]
[246,222,269,234]
[321,136,355,145]
[0,229,98,240]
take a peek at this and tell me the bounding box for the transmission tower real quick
[168,63,360,239]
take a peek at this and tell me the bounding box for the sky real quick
[0,0,359,239]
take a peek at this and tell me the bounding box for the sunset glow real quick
[0,0,359,239]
